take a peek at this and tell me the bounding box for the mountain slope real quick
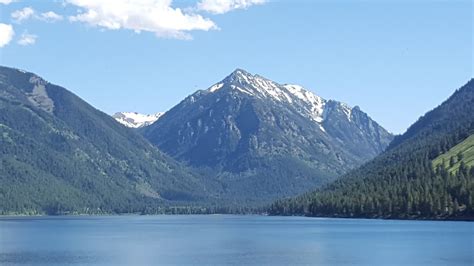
[142,69,393,203]
[269,79,474,220]
[113,112,164,128]
[432,134,474,174]
[0,66,208,215]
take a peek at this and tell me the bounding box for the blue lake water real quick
[0,215,472,265]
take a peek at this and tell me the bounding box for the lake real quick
[0,215,472,265]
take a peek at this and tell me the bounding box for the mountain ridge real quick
[0,66,210,214]
[142,69,393,203]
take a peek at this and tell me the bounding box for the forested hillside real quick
[269,79,474,220]
[0,66,210,215]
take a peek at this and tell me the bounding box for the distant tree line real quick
[269,163,473,220]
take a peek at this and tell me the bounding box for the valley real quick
[0,66,472,220]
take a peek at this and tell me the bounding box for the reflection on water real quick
[0,215,472,265]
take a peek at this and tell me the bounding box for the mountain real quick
[113,112,164,128]
[0,66,209,215]
[269,79,474,220]
[142,69,393,203]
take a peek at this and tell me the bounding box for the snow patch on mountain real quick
[205,69,357,133]
[113,112,164,128]
[231,85,255,96]
[221,69,295,103]
[209,82,224,92]
[283,84,326,123]
[340,103,353,121]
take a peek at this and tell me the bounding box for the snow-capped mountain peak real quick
[206,69,352,126]
[210,69,303,103]
[113,112,164,128]
[141,68,394,202]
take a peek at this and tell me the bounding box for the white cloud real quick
[11,7,35,23]
[197,0,266,14]
[18,32,37,46]
[66,0,218,40]
[40,11,64,22]
[0,0,16,4]
[11,8,64,23]
[0,23,14,47]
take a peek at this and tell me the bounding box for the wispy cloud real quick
[11,7,35,23]
[66,0,218,40]
[18,32,37,46]
[0,23,14,47]
[197,0,266,14]
[40,11,64,22]
[11,7,64,23]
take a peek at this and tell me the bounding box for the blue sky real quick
[0,0,472,134]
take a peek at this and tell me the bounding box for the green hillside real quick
[0,66,210,215]
[433,134,474,173]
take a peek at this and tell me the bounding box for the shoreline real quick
[1,213,472,222]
